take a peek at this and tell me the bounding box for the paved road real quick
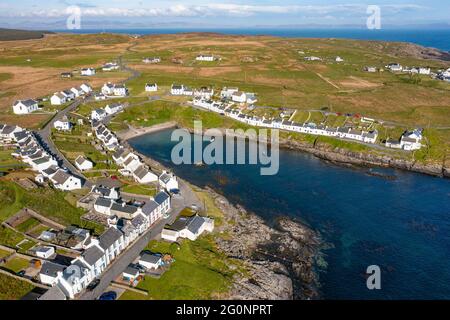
[36,97,92,187]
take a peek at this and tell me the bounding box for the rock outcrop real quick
[209,188,322,300]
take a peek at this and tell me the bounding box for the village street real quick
[79,179,201,300]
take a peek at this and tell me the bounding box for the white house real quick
[50,93,67,105]
[220,87,239,99]
[75,155,93,171]
[91,109,107,121]
[400,129,423,151]
[194,87,214,99]
[232,91,247,103]
[335,56,344,62]
[13,99,38,114]
[159,171,179,192]
[50,170,82,191]
[418,67,431,75]
[98,227,125,265]
[196,54,215,62]
[143,57,161,64]
[113,84,128,97]
[94,197,113,215]
[54,116,72,131]
[161,215,214,242]
[81,68,96,76]
[138,253,162,270]
[102,62,119,71]
[34,246,55,259]
[61,90,75,101]
[105,103,123,115]
[70,87,83,98]
[102,83,115,95]
[39,261,65,286]
[145,83,158,92]
[386,63,403,72]
[133,165,158,184]
[80,83,92,94]
[91,185,120,200]
[305,56,322,61]
[122,265,140,281]
[171,84,185,95]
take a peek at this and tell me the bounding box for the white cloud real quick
[0,3,427,18]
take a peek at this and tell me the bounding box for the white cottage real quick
[13,99,38,114]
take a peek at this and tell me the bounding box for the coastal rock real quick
[228,261,293,300]
[280,137,447,178]
[207,188,321,300]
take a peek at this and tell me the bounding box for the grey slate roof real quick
[98,227,123,250]
[40,261,65,278]
[187,216,207,234]
[154,191,169,205]
[51,170,71,184]
[38,286,66,300]
[14,99,37,107]
[82,245,105,266]
[43,166,58,176]
[131,214,146,228]
[140,253,161,264]
[133,165,149,179]
[124,265,140,277]
[110,202,139,215]
[95,197,113,208]
[141,200,159,216]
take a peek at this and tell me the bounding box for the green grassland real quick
[3,256,29,273]
[121,184,157,197]
[0,273,34,300]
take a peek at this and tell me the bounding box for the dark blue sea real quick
[130,129,450,300]
[62,28,450,51]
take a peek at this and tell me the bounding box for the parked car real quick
[87,279,101,291]
[99,291,117,300]
[17,270,26,277]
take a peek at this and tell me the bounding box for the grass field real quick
[135,237,234,300]
[121,184,157,197]
[0,273,34,300]
[15,217,40,233]
[2,256,29,273]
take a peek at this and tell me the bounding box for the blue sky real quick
[0,0,449,29]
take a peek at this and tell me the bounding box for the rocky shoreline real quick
[207,188,323,300]
[279,138,449,179]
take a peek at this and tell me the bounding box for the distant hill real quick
[0,28,54,41]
